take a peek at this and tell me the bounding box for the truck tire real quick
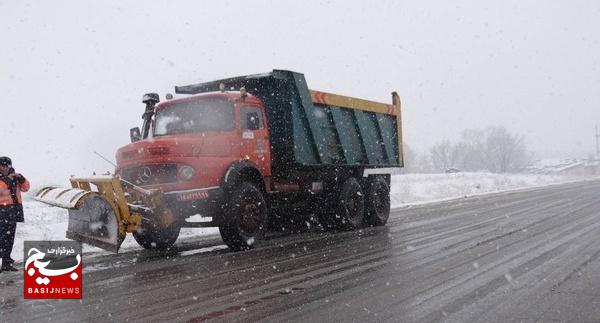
[320,177,365,230]
[219,182,268,251]
[365,176,391,226]
[133,219,181,250]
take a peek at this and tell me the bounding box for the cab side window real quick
[241,106,264,130]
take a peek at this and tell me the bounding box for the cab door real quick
[239,105,271,177]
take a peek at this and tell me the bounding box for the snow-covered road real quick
[10,172,590,262]
[2,178,600,322]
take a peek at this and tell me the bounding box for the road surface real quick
[2,180,600,322]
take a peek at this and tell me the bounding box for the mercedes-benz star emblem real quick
[138,166,152,184]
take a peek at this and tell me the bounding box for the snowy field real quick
[9,172,594,262]
[389,172,589,207]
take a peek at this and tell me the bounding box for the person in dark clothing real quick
[0,156,30,273]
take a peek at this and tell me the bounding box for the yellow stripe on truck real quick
[309,90,399,116]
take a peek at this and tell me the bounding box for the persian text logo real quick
[24,241,82,299]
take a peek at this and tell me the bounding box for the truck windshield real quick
[154,98,234,136]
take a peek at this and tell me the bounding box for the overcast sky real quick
[2,1,600,185]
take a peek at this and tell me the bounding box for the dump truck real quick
[35,69,403,252]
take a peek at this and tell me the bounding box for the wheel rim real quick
[370,181,390,222]
[342,184,364,225]
[345,193,362,216]
[239,194,262,236]
[373,184,387,215]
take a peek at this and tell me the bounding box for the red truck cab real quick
[115,92,271,221]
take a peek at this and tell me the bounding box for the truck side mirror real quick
[130,127,142,142]
[246,112,260,130]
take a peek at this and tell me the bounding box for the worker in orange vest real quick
[0,156,29,273]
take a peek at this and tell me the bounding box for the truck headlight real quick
[178,165,195,181]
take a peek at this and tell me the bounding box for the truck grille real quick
[120,164,177,185]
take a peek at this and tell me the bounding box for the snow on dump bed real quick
[8,172,592,262]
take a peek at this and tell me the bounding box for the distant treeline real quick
[404,126,531,173]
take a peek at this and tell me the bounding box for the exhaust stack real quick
[141,93,159,139]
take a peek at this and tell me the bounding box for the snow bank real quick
[390,172,585,207]
[8,172,592,262]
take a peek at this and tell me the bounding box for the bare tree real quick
[403,144,434,173]
[416,153,434,173]
[428,126,531,173]
[483,126,530,173]
[430,139,459,172]
[455,129,486,171]
[401,144,418,173]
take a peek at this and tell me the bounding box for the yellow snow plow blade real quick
[34,176,143,253]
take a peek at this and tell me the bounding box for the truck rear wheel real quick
[219,182,268,251]
[365,176,390,226]
[133,219,181,250]
[320,177,365,230]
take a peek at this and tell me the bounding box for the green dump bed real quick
[175,69,403,174]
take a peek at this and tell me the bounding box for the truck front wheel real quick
[219,182,268,251]
[133,219,181,250]
[365,176,390,226]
